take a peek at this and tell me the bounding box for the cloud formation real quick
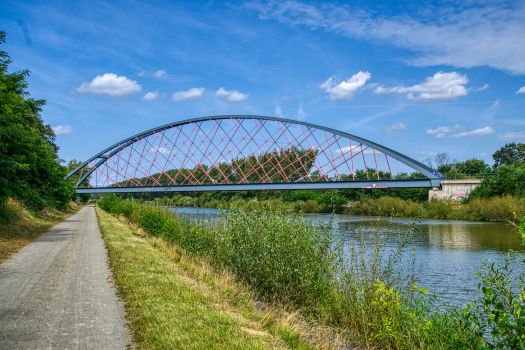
[426,125,463,135]
[274,106,283,118]
[320,71,371,100]
[172,88,204,102]
[245,1,525,74]
[375,72,468,102]
[215,88,249,102]
[297,104,307,120]
[449,127,495,138]
[52,125,73,135]
[335,145,359,154]
[383,123,406,133]
[143,91,159,101]
[76,73,141,98]
[517,86,525,94]
[499,131,525,141]
[154,70,166,79]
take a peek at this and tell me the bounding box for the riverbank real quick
[161,194,525,222]
[343,195,525,222]
[95,207,345,349]
[99,195,480,349]
[0,199,82,263]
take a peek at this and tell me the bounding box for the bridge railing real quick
[441,173,520,180]
[78,175,435,189]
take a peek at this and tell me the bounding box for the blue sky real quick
[2,0,525,168]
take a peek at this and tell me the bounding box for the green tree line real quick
[0,31,76,210]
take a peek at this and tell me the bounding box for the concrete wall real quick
[428,179,482,202]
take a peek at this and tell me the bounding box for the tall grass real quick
[345,195,525,222]
[101,195,474,349]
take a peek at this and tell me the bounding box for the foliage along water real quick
[171,206,522,306]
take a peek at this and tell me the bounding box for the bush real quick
[303,200,318,213]
[98,193,122,213]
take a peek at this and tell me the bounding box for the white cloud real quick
[137,71,145,77]
[450,126,495,138]
[149,146,169,154]
[363,149,383,155]
[426,125,463,134]
[52,125,73,135]
[275,106,285,118]
[245,1,525,74]
[172,88,204,102]
[334,145,382,155]
[476,84,489,91]
[383,122,406,133]
[320,71,371,100]
[297,104,307,121]
[215,87,249,102]
[375,72,468,102]
[335,145,359,154]
[143,91,159,101]
[517,86,525,94]
[435,133,446,139]
[499,131,525,141]
[76,73,141,98]
[154,70,166,79]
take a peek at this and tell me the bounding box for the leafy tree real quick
[455,158,491,174]
[492,142,525,168]
[0,31,75,209]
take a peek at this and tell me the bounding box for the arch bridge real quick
[66,115,444,194]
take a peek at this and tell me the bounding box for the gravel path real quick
[0,206,132,349]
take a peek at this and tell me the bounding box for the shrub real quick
[98,193,122,213]
[303,200,318,213]
[138,207,166,236]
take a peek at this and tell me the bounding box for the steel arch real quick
[67,115,443,193]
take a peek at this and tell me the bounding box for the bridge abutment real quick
[429,179,482,202]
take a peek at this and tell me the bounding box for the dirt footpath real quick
[0,206,132,349]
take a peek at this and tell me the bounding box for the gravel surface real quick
[0,206,132,349]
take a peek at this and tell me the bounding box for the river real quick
[170,207,523,307]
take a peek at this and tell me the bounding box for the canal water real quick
[171,207,523,307]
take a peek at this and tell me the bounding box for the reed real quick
[344,195,525,222]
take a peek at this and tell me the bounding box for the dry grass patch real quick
[97,208,318,350]
[0,199,81,263]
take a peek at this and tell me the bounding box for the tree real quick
[492,142,525,168]
[0,31,75,209]
[455,158,491,174]
[423,152,457,173]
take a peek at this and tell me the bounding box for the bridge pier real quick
[429,179,482,202]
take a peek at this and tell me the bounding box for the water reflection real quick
[170,207,523,306]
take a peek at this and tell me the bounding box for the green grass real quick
[0,199,81,263]
[344,195,525,222]
[99,194,477,349]
[95,208,333,350]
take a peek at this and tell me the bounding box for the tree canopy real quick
[0,31,75,209]
[492,142,525,168]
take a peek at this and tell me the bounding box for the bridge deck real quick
[77,179,441,194]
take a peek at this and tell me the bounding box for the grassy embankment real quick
[180,195,525,222]
[344,195,525,222]
[95,207,342,350]
[0,199,82,263]
[99,194,478,350]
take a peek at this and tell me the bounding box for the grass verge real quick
[0,199,82,263]
[95,207,343,350]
